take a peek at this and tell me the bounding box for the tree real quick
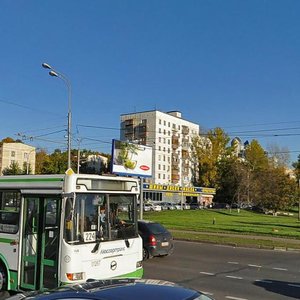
[35,149,49,174]
[244,140,269,171]
[255,166,297,213]
[2,161,23,175]
[1,137,16,143]
[191,127,231,188]
[214,156,241,204]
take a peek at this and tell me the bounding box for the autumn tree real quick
[255,166,297,213]
[35,149,49,174]
[191,127,231,188]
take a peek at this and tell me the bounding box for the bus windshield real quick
[64,193,137,244]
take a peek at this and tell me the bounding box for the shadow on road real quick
[254,279,300,299]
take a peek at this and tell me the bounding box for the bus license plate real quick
[161,242,169,247]
[84,231,96,242]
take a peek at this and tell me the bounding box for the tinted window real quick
[146,223,167,234]
[0,191,21,233]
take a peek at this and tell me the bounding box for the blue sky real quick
[1,0,300,163]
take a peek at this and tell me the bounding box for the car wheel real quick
[0,264,7,291]
[143,247,149,260]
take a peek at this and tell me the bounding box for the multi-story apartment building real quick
[0,142,36,175]
[120,110,199,186]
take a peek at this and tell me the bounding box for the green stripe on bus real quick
[0,178,63,183]
[0,237,15,244]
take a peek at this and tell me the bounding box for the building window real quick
[159,128,161,133]
[164,120,166,126]
[11,151,15,157]
[168,122,170,127]
[163,174,165,179]
[158,164,161,170]
[158,155,161,161]
[159,137,161,143]
[159,119,161,125]
[158,174,161,179]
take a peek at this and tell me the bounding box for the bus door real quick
[20,196,60,291]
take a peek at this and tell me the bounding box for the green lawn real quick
[142,208,300,239]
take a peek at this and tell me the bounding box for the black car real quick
[138,220,174,260]
[7,278,214,300]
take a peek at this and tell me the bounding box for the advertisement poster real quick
[111,139,152,177]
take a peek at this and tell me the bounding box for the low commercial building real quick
[143,183,216,207]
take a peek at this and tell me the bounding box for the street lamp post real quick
[26,148,38,174]
[42,63,72,170]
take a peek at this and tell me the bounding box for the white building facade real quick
[120,110,199,186]
[0,142,36,175]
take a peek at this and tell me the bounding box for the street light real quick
[42,63,72,169]
[26,148,38,174]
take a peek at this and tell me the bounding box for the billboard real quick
[111,139,153,177]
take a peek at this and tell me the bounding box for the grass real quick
[142,208,300,249]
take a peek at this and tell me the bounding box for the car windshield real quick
[147,223,167,234]
[64,193,137,244]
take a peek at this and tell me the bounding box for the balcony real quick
[182,125,189,135]
[181,149,189,159]
[172,136,179,149]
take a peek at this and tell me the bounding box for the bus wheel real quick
[143,248,149,260]
[0,265,7,291]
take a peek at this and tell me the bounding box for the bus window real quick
[0,191,20,233]
[64,193,137,244]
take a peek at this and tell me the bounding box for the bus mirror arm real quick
[91,240,101,253]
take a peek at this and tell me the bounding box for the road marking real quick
[228,261,239,264]
[255,279,272,284]
[226,296,248,300]
[288,284,300,288]
[248,264,261,268]
[199,272,215,276]
[272,267,287,271]
[226,275,243,280]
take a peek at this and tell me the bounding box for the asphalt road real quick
[143,240,300,300]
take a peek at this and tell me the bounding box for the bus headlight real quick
[66,272,85,281]
[136,261,143,268]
